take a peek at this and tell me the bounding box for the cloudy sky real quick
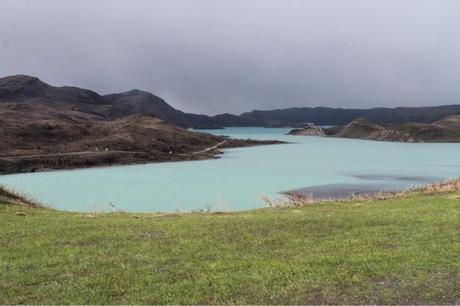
[1,0,459,114]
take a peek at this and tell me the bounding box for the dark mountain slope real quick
[104,89,221,128]
[213,105,460,127]
[0,75,221,128]
[0,75,49,101]
[0,75,108,106]
[0,75,116,118]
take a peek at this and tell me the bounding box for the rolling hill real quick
[0,75,279,173]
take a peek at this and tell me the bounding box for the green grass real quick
[1,192,459,304]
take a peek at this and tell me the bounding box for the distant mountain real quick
[0,75,222,128]
[0,75,117,118]
[212,105,460,127]
[0,75,111,106]
[2,75,460,129]
[104,89,221,128]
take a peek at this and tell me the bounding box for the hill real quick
[323,114,460,142]
[0,75,222,128]
[0,75,114,116]
[0,75,280,174]
[104,89,221,128]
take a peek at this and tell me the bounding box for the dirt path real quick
[191,140,227,155]
[0,150,144,160]
[0,141,228,160]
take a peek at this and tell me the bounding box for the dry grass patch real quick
[264,178,460,208]
[418,178,460,194]
[0,184,42,208]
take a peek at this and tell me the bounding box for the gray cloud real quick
[1,0,460,114]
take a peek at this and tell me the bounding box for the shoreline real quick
[3,178,459,214]
[284,183,404,200]
[284,180,444,201]
[0,139,285,175]
[282,173,454,201]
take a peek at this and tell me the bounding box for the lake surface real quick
[1,127,460,212]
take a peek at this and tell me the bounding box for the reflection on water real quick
[348,174,438,183]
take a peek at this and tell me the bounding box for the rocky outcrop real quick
[287,123,325,136]
[434,114,460,129]
[327,117,460,142]
[331,119,394,140]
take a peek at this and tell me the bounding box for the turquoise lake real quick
[1,127,460,212]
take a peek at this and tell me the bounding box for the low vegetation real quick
[1,181,459,304]
[288,116,460,142]
[330,115,460,142]
[0,185,42,208]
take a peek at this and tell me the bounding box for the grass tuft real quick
[0,184,43,208]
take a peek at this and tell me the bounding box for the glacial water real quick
[1,127,460,212]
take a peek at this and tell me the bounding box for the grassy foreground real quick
[1,191,459,304]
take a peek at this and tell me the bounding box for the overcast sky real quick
[1,0,460,114]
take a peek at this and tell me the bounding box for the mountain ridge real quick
[103,89,221,128]
[2,74,460,128]
[217,105,460,127]
[0,75,222,128]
